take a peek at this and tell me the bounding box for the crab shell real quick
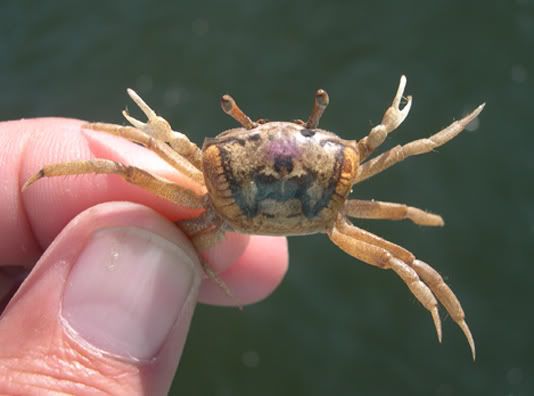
[202,121,359,235]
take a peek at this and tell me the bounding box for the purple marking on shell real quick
[265,138,301,160]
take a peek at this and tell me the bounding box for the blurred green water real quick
[1,1,532,395]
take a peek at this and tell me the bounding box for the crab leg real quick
[179,209,236,298]
[179,203,227,250]
[344,199,444,227]
[84,123,205,184]
[22,159,205,209]
[356,103,485,183]
[328,215,475,360]
[84,88,204,172]
[357,75,413,160]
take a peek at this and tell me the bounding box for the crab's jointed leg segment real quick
[83,123,205,183]
[344,199,444,227]
[220,95,258,130]
[357,103,485,183]
[328,216,442,342]
[411,259,475,360]
[358,75,413,160]
[179,210,234,298]
[22,159,205,209]
[328,216,476,360]
[86,88,203,169]
[306,89,330,129]
[179,203,227,251]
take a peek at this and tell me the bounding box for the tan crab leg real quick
[410,259,475,360]
[22,159,205,209]
[344,199,444,227]
[179,204,227,250]
[85,88,204,171]
[179,210,235,297]
[84,123,205,183]
[356,103,485,183]
[328,216,475,360]
[357,75,413,160]
[328,216,442,343]
[220,95,258,130]
[306,89,330,129]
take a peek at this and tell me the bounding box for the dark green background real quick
[2,1,532,395]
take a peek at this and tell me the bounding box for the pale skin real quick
[23,76,484,360]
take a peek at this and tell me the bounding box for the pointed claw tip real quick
[431,309,443,343]
[471,103,486,118]
[21,181,31,192]
[458,320,476,361]
[21,170,44,191]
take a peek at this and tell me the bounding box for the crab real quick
[23,76,484,360]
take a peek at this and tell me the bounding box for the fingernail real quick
[62,227,200,361]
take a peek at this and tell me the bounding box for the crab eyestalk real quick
[220,94,258,130]
[305,89,330,129]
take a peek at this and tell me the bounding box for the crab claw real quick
[381,75,413,134]
[122,88,174,141]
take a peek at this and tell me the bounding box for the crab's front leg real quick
[328,215,475,360]
[357,76,413,161]
[84,89,204,172]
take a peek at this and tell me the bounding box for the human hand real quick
[0,118,288,395]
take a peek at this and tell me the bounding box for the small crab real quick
[23,76,484,360]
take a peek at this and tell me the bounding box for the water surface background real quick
[1,1,532,395]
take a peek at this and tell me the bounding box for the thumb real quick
[0,202,202,395]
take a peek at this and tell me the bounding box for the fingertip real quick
[198,235,288,306]
[199,232,250,273]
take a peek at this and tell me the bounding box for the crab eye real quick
[300,129,316,138]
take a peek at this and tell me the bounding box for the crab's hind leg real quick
[328,215,475,360]
[84,89,204,177]
[344,199,444,227]
[356,103,485,183]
